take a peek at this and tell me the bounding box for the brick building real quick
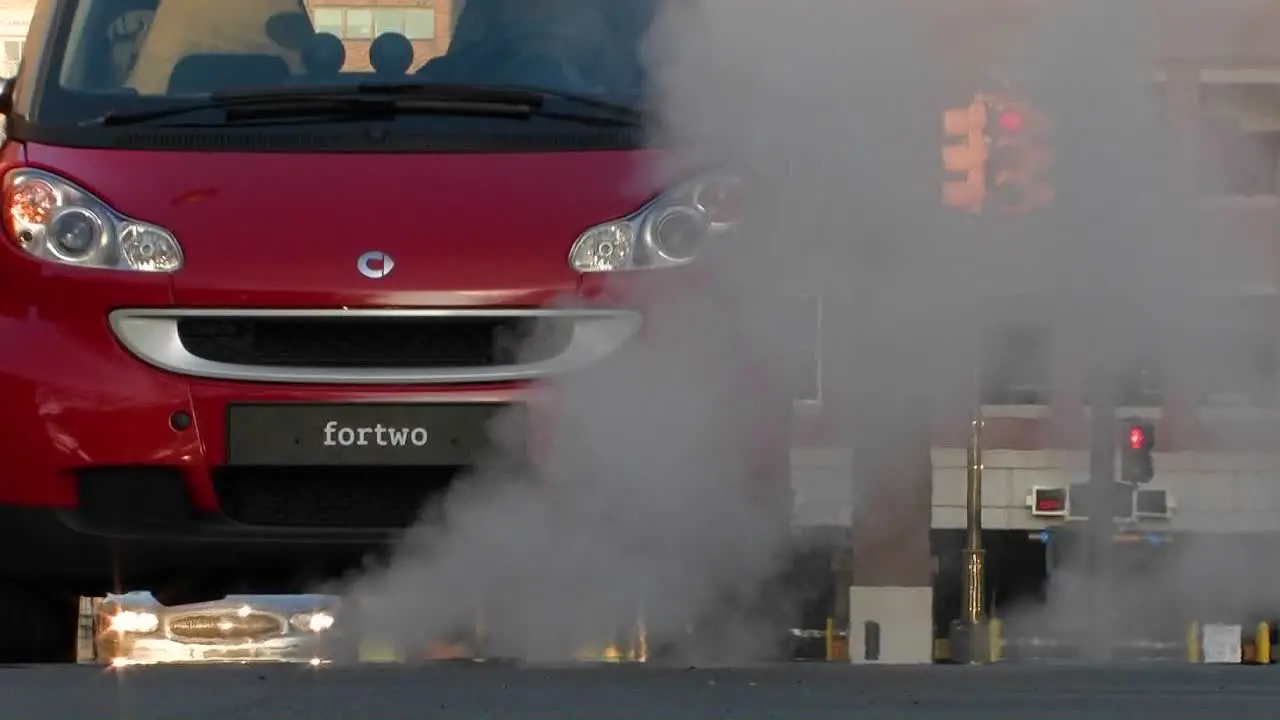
[0,0,35,76]
[304,0,455,71]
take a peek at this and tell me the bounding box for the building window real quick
[312,7,344,37]
[1198,84,1280,197]
[772,296,821,404]
[1114,356,1164,408]
[0,40,22,78]
[309,7,436,41]
[793,296,821,403]
[345,8,373,39]
[1200,334,1277,408]
[404,9,436,40]
[372,8,402,36]
[981,326,1050,406]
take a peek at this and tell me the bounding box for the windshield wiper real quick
[83,83,644,128]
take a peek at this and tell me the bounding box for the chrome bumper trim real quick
[111,635,325,665]
[108,308,640,385]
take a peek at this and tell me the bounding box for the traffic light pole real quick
[962,413,985,630]
[1084,367,1117,662]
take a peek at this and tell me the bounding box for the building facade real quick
[0,0,34,77]
[304,0,454,71]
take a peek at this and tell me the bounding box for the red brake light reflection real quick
[1035,495,1065,513]
[1034,489,1067,514]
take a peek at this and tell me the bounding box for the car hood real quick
[106,592,339,615]
[24,144,661,307]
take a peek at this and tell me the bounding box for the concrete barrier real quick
[1190,621,1277,664]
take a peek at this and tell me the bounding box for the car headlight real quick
[109,610,159,634]
[291,611,335,633]
[2,168,183,272]
[568,171,744,273]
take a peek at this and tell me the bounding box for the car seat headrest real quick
[167,53,291,94]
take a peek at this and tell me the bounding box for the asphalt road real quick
[6,662,1280,720]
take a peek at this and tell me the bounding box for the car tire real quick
[0,586,78,663]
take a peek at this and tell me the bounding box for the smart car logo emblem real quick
[357,251,395,279]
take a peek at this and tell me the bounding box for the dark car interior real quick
[59,0,656,100]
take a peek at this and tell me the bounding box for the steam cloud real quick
[340,0,1271,660]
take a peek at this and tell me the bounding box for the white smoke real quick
[341,0,1269,661]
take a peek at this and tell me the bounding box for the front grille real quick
[176,316,574,368]
[213,466,466,528]
[167,612,285,641]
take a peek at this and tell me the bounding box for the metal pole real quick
[628,602,648,663]
[1085,368,1117,662]
[962,413,986,630]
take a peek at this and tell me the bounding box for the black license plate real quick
[225,403,513,467]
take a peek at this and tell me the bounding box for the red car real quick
[0,0,792,661]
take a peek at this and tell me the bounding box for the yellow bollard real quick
[825,617,835,662]
[987,617,1002,663]
[359,637,403,663]
[933,638,951,662]
[1186,621,1201,663]
[1256,622,1272,665]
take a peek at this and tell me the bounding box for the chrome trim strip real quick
[163,609,289,642]
[109,308,641,385]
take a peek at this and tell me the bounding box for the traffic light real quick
[941,98,988,213]
[982,97,1053,215]
[1121,420,1155,485]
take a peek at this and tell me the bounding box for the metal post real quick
[1085,368,1117,662]
[962,413,986,631]
[628,603,648,663]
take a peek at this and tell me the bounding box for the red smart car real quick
[0,0,794,661]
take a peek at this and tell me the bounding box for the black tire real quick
[0,586,78,663]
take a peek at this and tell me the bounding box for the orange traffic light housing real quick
[941,99,988,213]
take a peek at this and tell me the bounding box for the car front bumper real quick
[105,634,332,666]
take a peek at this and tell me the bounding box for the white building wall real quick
[790,445,1280,534]
[0,1,35,77]
[932,448,1280,533]
[791,448,854,528]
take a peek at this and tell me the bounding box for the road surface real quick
[6,662,1278,719]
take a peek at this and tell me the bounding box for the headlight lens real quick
[109,610,159,634]
[568,171,743,273]
[291,611,335,633]
[2,168,183,272]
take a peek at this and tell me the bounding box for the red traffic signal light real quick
[1122,421,1155,484]
[1126,421,1153,451]
[1128,425,1147,450]
[996,109,1024,133]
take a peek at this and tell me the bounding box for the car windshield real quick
[36,0,660,125]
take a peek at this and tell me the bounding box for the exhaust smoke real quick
[339,0,1273,660]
